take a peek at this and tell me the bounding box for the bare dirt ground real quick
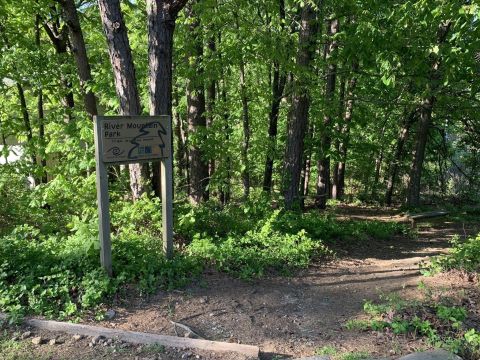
[3,206,479,360]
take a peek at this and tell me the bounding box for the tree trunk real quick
[219,76,231,205]
[406,21,451,207]
[146,0,188,201]
[407,97,435,206]
[35,15,48,183]
[336,63,358,200]
[60,0,98,118]
[299,122,315,208]
[262,0,287,194]
[316,19,339,209]
[233,14,251,200]
[283,3,318,209]
[332,75,346,200]
[185,2,209,204]
[42,13,75,122]
[385,108,416,206]
[98,0,147,200]
[17,82,37,185]
[173,85,188,191]
[206,35,216,192]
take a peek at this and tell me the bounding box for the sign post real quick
[93,116,172,276]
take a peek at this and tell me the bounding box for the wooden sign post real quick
[93,116,172,276]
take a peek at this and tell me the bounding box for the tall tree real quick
[185,1,209,204]
[283,2,318,209]
[147,0,189,199]
[98,0,147,200]
[59,0,98,118]
[42,6,75,121]
[406,21,451,207]
[262,0,287,193]
[316,18,339,209]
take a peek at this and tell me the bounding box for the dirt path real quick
[90,208,476,359]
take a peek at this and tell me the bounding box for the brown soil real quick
[4,206,479,360]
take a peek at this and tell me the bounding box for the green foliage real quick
[424,233,480,275]
[0,178,411,318]
[0,221,202,320]
[350,292,479,359]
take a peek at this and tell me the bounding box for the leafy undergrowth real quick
[347,286,480,359]
[0,174,411,321]
[423,233,480,276]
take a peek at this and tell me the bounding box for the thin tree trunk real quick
[35,15,48,183]
[219,76,231,205]
[336,62,359,199]
[206,35,216,191]
[316,19,339,209]
[173,85,188,191]
[98,0,147,200]
[332,75,346,200]
[233,14,251,199]
[60,0,98,118]
[372,139,385,199]
[385,108,416,206]
[17,83,37,185]
[406,21,451,207]
[283,3,318,209]
[42,14,75,122]
[407,98,435,206]
[262,0,287,194]
[239,58,250,199]
[0,121,7,164]
[186,2,209,204]
[299,123,315,208]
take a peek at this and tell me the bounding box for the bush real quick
[424,233,480,275]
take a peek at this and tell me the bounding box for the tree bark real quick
[316,19,339,209]
[59,0,98,118]
[17,82,37,185]
[406,21,451,207]
[336,63,358,200]
[406,98,435,206]
[147,0,189,200]
[332,75,346,200]
[262,0,287,194]
[42,11,75,121]
[385,108,416,206]
[35,15,48,184]
[173,85,188,191]
[98,0,147,200]
[219,76,231,205]
[283,3,318,209]
[233,14,251,200]
[206,35,216,191]
[185,2,209,204]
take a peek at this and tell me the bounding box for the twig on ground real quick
[170,320,205,340]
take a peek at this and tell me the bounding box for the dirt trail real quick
[94,208,475,359]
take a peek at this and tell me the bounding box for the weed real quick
[424,233,480,275]
[348,290,480,359]
[315,345,337,356]
[144,343,166,353]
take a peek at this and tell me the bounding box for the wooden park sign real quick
[94,116,172,276]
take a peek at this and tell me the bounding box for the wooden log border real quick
[0,313,259,358]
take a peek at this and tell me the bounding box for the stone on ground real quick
[31,336,43,345]
[397,350,462,360]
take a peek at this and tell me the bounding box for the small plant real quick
[424,233,480,275]
[144,343,166,354]
[347,291,479,359]
[315,345,337,356]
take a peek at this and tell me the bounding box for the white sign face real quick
[97,116,170,163]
